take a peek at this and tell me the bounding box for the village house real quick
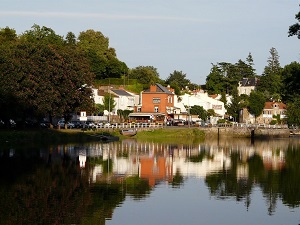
[129,83,175,123]
[237,77,259,96]
[174,89,226,125]
[239,101,287,124]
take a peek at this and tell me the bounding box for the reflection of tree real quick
[171,169,184,188]
[186,150,207,163]
[82,183,126,224]
[102,159,113,174]
[0,154,91,225]
[205,153,253,204]
[0,151,127,225]
[125,176,151,200]
[205,148,300,214]
[279,146,300,208]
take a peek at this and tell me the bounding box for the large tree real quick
[248,91,265,122]
[281,61,300,103]
[205,64,226,94]
[189,105,207,121]
[0,28,95,126]
[165,70,190,92]
[226,88,241,122]
[257,47,282,100]
[77,29,128,80]
[286,97,300,126]
[129,66,162,89]
[288,5,300,39]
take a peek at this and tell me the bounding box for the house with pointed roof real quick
[237,77,259,96]
[129,83,175,122]
[240,101,287,124]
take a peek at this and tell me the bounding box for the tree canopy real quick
[257,47,282,100]
[288,5,300,39]
[248,91,265,121]
[0,25,95,126]
[129,66,162,89]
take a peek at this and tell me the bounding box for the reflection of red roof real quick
[264,102,286,110]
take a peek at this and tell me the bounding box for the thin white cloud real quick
[0,10,207,23]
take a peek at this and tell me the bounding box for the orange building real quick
[129,83,175,122]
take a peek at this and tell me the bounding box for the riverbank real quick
[0,129,120,146]
[0,126,291,146]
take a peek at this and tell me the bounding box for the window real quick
[153,98,161,104]
[154,106,159,112]
[137,107,141,112]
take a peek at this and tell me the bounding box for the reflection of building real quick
[39,139,288,185]
[139,156,171,187]
[262,150,285,170]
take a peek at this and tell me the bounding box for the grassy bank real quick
[0,127,206,146]
[135,128,206,144]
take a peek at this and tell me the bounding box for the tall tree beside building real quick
[0,26,95,126]
[129,66,162,89]
[286,97,300,126]
[205,64,227,94]
[77,29,128,80]
[226,88,241,122]
[257,47,282,100]
[165,70,190,93]
[281,61,300,103]
[248,91,265,122]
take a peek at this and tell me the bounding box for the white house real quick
[174,90,225,124]
[92,87,139,115]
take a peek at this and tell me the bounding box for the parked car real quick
[86,121,98,129]
[67,122,75,129]
[57,120,65,128]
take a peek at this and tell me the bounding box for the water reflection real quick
[0,138,300,224]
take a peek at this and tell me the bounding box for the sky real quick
[1,0,299,84]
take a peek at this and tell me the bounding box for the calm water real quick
[0,137,300,225]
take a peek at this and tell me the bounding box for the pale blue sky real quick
[1,0,299,84]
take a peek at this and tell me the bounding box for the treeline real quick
[0,25,129,127]
[1,23,300,127]
[0,24,195,127]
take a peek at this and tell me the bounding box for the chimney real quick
[150,85,156,92]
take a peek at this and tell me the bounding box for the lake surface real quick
[0,137,300,225]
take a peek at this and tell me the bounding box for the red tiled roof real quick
[264,102,286,110]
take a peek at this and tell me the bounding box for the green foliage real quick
[77,29,128,80]
[189,105,207,120]
[281,61,300,103]
[206,54,256,95]
[288,6,300,38]
[286,97,300,126]
[248,91,265,121]
[102,93,116,112]
[0,26,17,43]
[117,109,133,122]
[226,88,241,122]
[0,28,95,124]
[129,66,163,89]
[165,70,190,91]
[94,104,104,115]
[257,47,282,100]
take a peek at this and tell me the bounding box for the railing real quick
[96,122,164,129]
[216,123,288,129]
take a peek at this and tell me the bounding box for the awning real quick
[129,112,165,117]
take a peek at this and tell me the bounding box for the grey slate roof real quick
[144,83,173,94]
[111,89,133,96]
[240,78,258,87]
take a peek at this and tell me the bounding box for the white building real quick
[92,87,139,115]
[174,90,226,124]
